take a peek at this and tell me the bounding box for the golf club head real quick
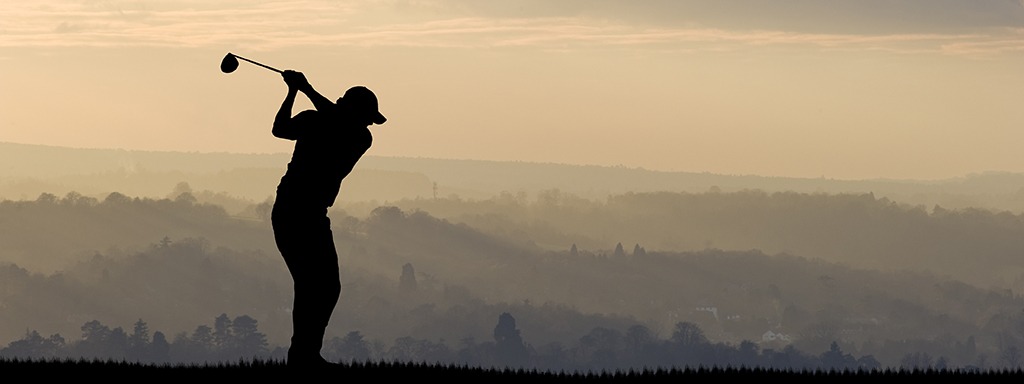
[220,53,239,73]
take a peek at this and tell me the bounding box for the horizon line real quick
[0,140,1013,183]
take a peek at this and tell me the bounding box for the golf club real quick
[221,52,282,74]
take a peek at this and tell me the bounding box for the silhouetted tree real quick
[736,340,760,367]
[577,326,623,370]
[150,331,170,363]
[370,205,405,224]
[632,243,646,257]
[61,191,97,206]
[175,191,197,205]
[231,315,268,357]
[670,321,709,367]
[36,192,57,204]
[613,242,626,257]
[623,324,661,367]
[165,315,269,363]
[106,326,129,360]
[77,320,112,358]
[326,331,372,363]
[102,191,132,205]
[128,318,150,359]
[170,182,193,200]
[820,341,856,371]
[493,312,529,368]
[191,325,214,350]
[400,263,418,293]
[213,313,233,353]
[670,322,708,347]
[178,324,215,361]
[0,330,65,359]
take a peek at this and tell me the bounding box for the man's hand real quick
[282,69,333,112]
[282,70,311,92]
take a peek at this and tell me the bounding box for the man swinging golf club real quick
[271,69,386,366]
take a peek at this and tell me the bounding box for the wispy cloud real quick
[1,1,1021,57]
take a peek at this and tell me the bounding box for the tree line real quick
[1,314,267,364]
[5,191,1024,370]
[352,188,1024,291]
[1,312,900,373]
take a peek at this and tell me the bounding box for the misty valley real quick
[4,144,1024,372]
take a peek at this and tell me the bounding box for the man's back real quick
[275,109,373,208]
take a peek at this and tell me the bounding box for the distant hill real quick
[3,195,1024,369]
[3,141,1024,212]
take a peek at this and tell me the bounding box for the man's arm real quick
[272,82,301,140]
[283,70,335,112]
[274,69,335,139]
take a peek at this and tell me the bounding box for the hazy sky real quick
[3,1,1024,180]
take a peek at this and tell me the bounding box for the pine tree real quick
[128,318,150,359]
[613,242,626,257]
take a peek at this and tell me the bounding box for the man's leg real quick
[274,211,341,365]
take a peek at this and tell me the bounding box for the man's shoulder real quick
[293,109,332,129]
[294,109,321,119]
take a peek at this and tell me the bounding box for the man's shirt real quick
[275,109,372,209]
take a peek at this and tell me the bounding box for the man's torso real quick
[276,109,373,208]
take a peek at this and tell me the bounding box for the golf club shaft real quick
[235,55,282,73]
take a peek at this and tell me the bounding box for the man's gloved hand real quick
[282,70,311,92]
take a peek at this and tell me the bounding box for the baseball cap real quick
[343,86,387,125]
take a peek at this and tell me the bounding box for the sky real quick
[2,1,1024,181]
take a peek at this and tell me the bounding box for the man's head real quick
[337,86,386,126]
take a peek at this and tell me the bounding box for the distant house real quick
[761,330,792,343]
[695,306,719,321]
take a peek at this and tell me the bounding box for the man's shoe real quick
[287,354,337,367]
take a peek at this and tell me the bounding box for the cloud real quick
[1,1,1021,58]
[940,32,1024,55]
[437,0,1024,34]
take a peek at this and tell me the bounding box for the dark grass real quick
[2,358,1021,382]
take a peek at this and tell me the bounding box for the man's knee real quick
[295,275,340,295]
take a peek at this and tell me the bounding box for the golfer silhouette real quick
[271,69,386,366]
